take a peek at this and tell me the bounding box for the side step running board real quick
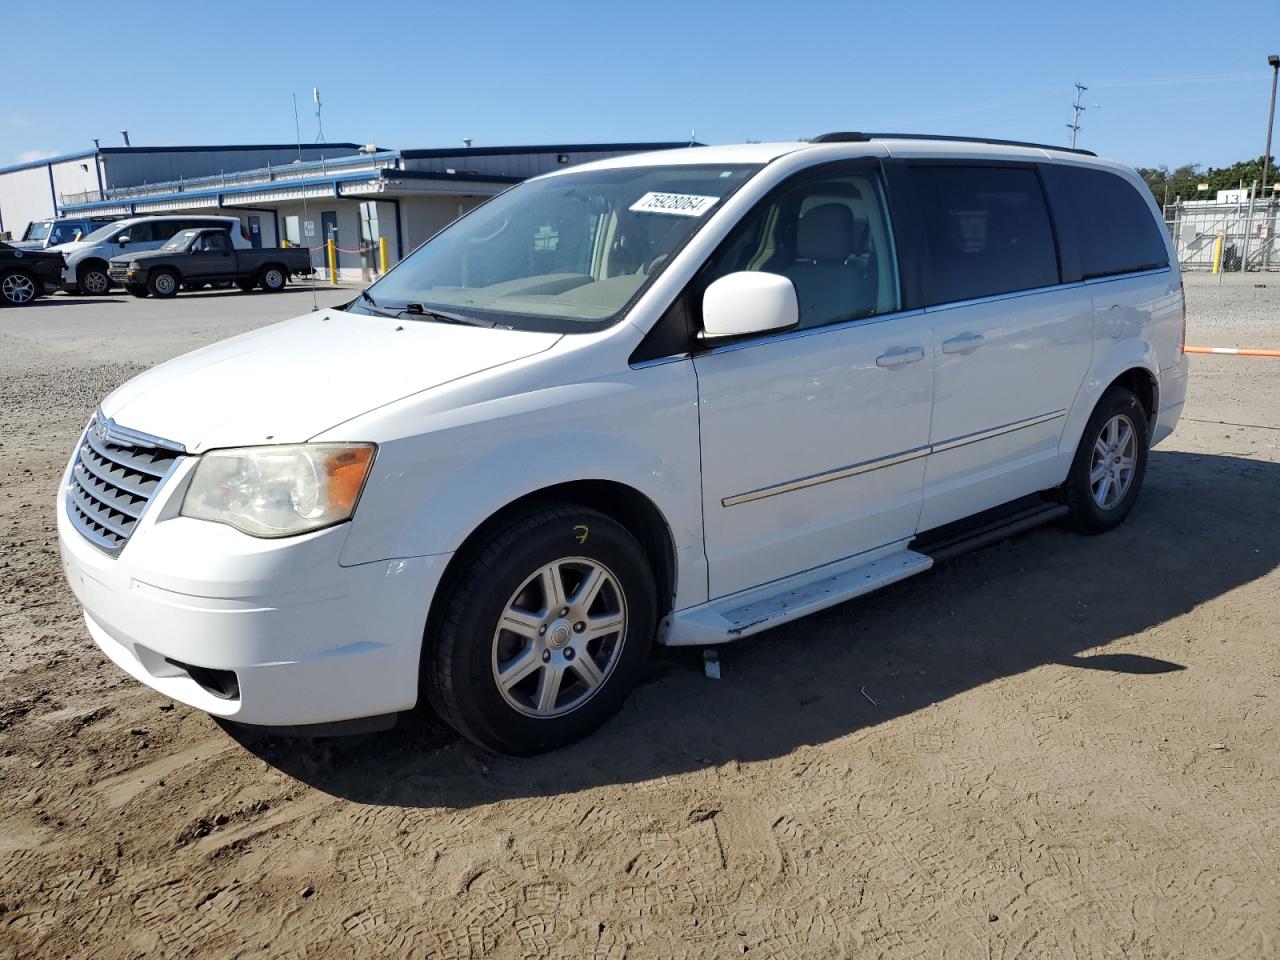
[913,499,1068,563]
[664,547,932,646]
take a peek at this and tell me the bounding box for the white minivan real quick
[55,214,251,294]
[58,134,1188,753]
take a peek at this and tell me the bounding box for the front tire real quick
[147,270,180,299]
[425,505,656,755]
[75,263,110,296]
[1063,386,1149,533]
[0,270,38,306]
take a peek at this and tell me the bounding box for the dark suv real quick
[0,241,66,306]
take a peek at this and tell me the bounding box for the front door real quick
[904,164,1094,530]
[188,231,234,281]
[692,161,934,599]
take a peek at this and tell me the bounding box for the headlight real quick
[128,261,141,270]
[181,443,376,537]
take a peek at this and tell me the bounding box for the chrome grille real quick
[66,414,184,554]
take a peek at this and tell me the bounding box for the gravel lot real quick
[1,280,1278,959]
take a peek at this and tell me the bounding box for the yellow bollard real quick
[327,238,338,285]
[1211,233,1225,274]
[378,237,389,275]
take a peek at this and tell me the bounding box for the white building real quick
[0,140,691,281]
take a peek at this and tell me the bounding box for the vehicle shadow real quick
[28,298,121,307]
[229,449,1280,806]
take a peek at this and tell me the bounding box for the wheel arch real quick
[1105,367,1158,431]
[76,257,111,278]
[422,479,678,653]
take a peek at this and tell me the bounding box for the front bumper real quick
[56,455,448,726]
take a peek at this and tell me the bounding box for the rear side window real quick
[908,165,1059,305]
[1058,167,1169,279]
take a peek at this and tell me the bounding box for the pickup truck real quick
[0,240,67,306]
[110,228,313,298]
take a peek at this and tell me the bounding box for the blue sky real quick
[2,0,1276,170]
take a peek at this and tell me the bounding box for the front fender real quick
[332,360,708,609]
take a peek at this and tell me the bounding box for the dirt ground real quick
[1,278,1277,959]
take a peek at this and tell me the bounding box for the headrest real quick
[797,203,866,263]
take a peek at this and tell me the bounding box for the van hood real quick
[101,308,561,451]
[49,239,97,258]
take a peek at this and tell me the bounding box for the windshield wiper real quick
[355,291,493,327]
[401,303,494,327]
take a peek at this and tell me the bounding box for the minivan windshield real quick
[353,163,759,332]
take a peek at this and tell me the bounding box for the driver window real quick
[197,232,229,252]
[701,165,901,330]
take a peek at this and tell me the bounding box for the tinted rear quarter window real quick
[908,165,1059,305]
[1058,166,1169,278]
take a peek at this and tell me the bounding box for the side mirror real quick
[701,271,799,340]
[116,235,130,246]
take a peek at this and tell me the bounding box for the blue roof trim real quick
[0,149,97,175]
[392,169,521,185]
[400,141,696,159]
[57,168,516,213]
[96,143,364,154]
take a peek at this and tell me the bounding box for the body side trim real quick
[721,410,1067,507]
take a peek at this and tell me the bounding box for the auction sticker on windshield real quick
[629,192,719,216]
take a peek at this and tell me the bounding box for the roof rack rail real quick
[811,131,1096,157]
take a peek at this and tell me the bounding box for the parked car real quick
[11,216,121,251]
[57,134,1188,754]
[110,227,313,297]
[0,240,66,306]
[55,215,251,294]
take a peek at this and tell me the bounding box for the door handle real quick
[875,346,925,368]
[942,333,985,354]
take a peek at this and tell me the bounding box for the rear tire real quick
[147,270,180,299]
[425,505,656,755]
[1063,386,1149,533]
[259,266,286,292]
[0,269,39,306]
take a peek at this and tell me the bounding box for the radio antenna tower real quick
[313,87,327,144]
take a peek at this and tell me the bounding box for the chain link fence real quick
[1165,200,1280,272]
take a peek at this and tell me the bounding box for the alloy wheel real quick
[2,273,35,304]
[491,557,628,718]
[1090,413,1137,509]
[82,270,108,294]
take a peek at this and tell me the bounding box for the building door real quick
[359,202,380,279]
[247,216,262,248]
[320,211,339,279]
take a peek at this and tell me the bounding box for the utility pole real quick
[1262,55,1279,199]
[1067,82,1088,149]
